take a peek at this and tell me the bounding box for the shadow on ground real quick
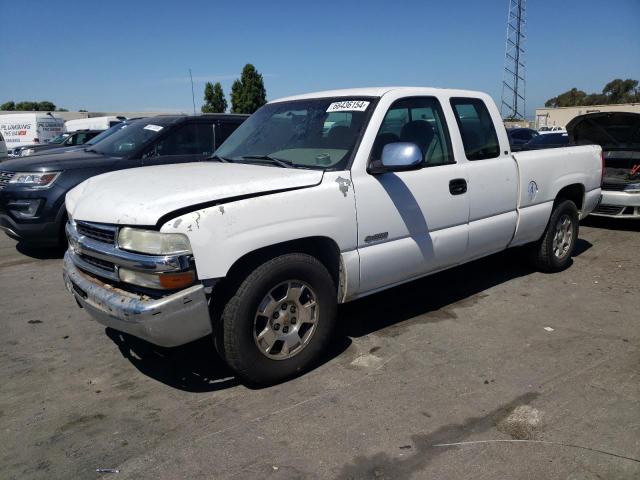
[337,248,543,338]
[582,216,640,232]
[16,241,65,259]
[106,326,352,392]
[106,329,238,393]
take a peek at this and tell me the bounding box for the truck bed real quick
[510,144,602,246]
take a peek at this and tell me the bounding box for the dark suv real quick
[0,114,247,245]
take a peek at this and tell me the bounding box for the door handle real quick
[449,178,467,195]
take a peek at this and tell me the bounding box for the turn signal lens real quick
[158,271,196,290]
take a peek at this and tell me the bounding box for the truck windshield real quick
[214,98,375,170]
[90,119,168,156]
[48,133,71,144]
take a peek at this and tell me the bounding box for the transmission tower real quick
[500,0,527,120]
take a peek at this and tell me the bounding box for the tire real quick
[529,199,579,272]
[217,253,337,385]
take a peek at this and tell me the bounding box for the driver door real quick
[353,97,470,293]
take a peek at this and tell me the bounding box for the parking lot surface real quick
[1,217,639,479]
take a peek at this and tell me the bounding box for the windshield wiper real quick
[241,154,294,168]
[84,148,101,154]
[208,154,233,163]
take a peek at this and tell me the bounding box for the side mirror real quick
[369,142,423,174]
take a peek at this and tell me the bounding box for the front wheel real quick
[218,253,337,385]
[529,199,579,272]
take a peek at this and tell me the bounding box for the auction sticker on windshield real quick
[326,101,370,113]
[143,124,163,132]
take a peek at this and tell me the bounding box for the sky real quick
[0,0,638,118]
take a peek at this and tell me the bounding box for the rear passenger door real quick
[214,120,242,150]
[354,96,470,293]
[450,98,518,260]
[142,121,216,166]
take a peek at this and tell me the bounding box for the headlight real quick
[21,148,35,156]
[117,227,192,255]
[9,171,60,188]
[623,183,640,193]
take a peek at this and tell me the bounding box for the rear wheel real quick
[217,253,337,385]
[529,199,579,272]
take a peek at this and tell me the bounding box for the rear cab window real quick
[450,98,500,160]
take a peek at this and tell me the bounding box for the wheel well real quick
[223,236,342,291]
[555,184,584,211]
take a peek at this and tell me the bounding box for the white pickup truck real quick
[63,87,602,384]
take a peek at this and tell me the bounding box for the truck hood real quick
[66,162,324,226]
[567,112,640,151]
[0,150,118,172]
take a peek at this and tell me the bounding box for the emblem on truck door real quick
[527,180,538,201]
[364,232,389,243]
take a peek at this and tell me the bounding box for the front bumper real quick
[63,251,212,347]
[591,191,640,218]
[0,212,61,243]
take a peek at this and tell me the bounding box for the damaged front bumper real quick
[63,251,212,347]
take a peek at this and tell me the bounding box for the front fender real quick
[160,171,358,280]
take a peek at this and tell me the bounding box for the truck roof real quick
[272,86,487,103]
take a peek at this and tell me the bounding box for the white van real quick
[64,116,125,132]
[0,113,65,153]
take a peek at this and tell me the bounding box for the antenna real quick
[189,68,196,115]
[500,0,527,120]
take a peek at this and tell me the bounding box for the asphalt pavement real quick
[1,216,639,479]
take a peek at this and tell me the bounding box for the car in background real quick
[18,130,103,157]
[521,132,569,150]
[568,112,640,219]
[0,114,248,246]
[0,131,7,160]
[26,118,146,157]
[538,126,566,134]
[64,116,125,132]
[507,127,539,151]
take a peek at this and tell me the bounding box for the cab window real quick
[371,97,454,167]
[450,98,500,160]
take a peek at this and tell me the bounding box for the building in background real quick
[535,103,640,129]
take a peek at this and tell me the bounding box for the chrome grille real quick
[601,182,627,192]
[78,253,115,272]
[76,221,117,244]
[0,171,15,190]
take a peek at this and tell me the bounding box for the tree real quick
[602,78,638,104]
[201,81,227,113]
[544,78,639,108]
[1,101,15,110]
[37,101,56,111]
[544,88,586,108]
[230,64,267,114]
[230,79,242,112]
[79,109,87,112]
[15,101,38,111]
[56,108,69,112]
